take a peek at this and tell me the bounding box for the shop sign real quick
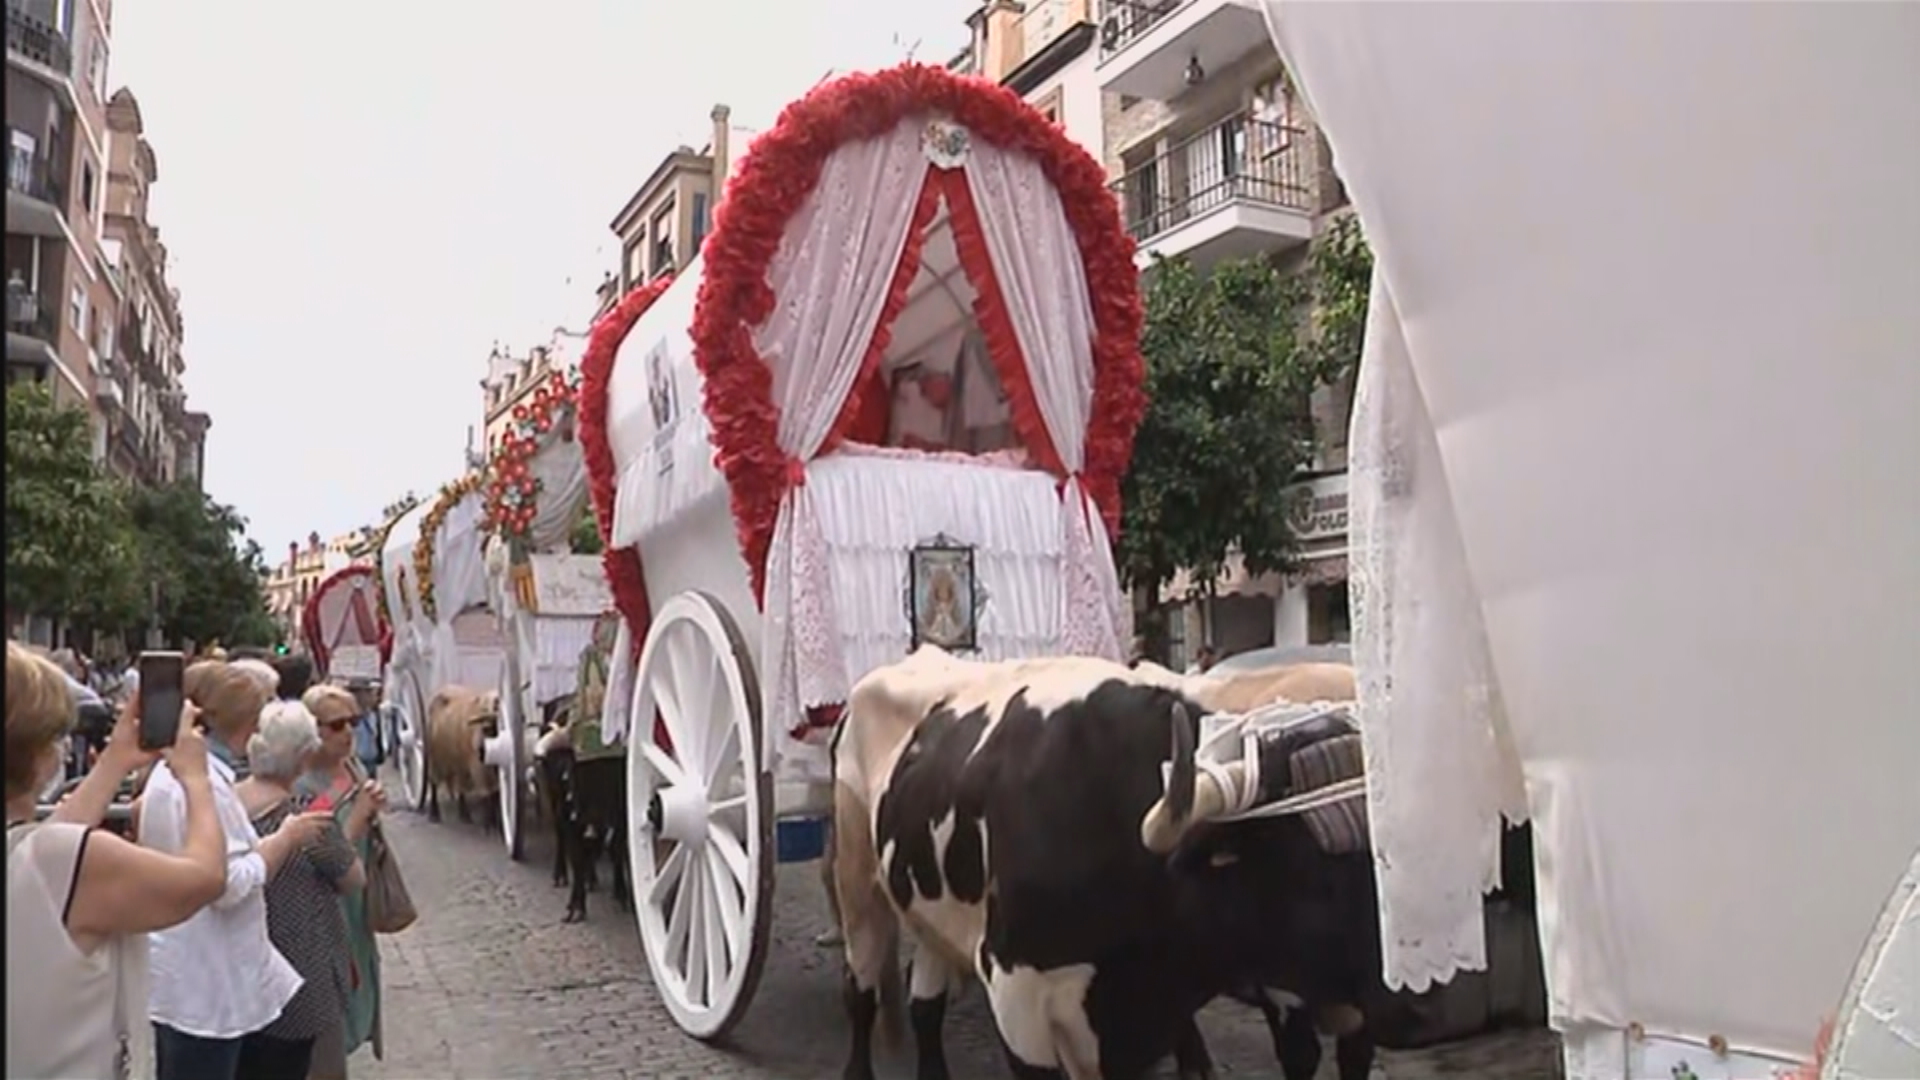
[1283,473,1349,543]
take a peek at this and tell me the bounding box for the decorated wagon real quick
[373,473,509,814]
[577,64,1147,1037]
[476,341,616,862]
[1241,4,1918,1079]
[300,564,388,686]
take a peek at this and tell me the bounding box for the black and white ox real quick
[831,647,1386,1080]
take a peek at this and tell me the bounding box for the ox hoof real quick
[562,908,586,925]
[551,874,568,889]
[814,928,844,948]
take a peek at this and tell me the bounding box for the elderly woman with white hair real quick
[232,700,374,1080]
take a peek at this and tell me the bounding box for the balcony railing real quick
[1099,0,1187,57]
[6,143,67,208]
[1110,114,1313,243]
[5,283,58,342]
[5,5,73,73]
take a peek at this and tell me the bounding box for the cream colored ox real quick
[424,685,499,825]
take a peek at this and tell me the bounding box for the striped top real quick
[251,801,357,1041]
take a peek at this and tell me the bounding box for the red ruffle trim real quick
[937,167,1067,477]
[577,275,677,659]
[300,565,387,676]
[691,63,1147,605]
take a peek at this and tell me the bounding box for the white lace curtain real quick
[1347,269,1528,993]
[963,142,1128,659]
[759,122,933,737]
[524,434,591,552]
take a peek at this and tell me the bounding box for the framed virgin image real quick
[908,539,978,652]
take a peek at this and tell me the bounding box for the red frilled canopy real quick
[578,62,1147,655]
[300,564,389,676]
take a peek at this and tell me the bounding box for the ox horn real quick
[1140,702,1237,854]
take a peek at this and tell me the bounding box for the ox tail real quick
[1166,700,1198,827]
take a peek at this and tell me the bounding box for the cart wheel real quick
[390,670,431,813]
[484,667,528,862]
[626,590,774,1042]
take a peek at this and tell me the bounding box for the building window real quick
[1033,87,1064,128]
[690,192,711,253]
[624,243,645,287]
[86,39,107,102]
[650,202,676,277]
[70,284,87,338]
[9,130,36,191]
[80,161,95,216]
[1306,582,1350,644]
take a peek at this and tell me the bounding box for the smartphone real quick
[137,651,187,751]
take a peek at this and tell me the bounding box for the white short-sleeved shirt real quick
[139,757,302,1038]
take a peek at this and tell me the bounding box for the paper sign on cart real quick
[331,645,381,682]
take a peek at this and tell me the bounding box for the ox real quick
[832,648,1380,1080]
[532,702,631,924]
[425,685,501,826]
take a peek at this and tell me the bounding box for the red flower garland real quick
[577,275,676,658]
[483,368,577,545]
[691,62,1147,604]
[300,565,387,674]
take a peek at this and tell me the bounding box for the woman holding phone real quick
[6,642,225,1080]
[140,661,334,1080]
[297,684,390,1078]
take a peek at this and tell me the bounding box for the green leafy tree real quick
[1303,212,1374,397]
[4,383,144,631]
[1117,255,1322,602]
[126,482,277,648]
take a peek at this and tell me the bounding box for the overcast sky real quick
[110,0,973,559]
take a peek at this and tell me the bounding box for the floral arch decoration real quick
[577,63,1146,660]
[413,472,485,624]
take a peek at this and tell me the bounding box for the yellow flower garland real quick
[413,472,485,624]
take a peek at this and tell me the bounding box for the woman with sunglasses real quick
[295,685,388,1079]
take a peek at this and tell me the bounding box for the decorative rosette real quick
[413,472,486,624]
[483,368,578,553]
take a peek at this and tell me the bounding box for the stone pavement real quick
[350,805,1563,1079]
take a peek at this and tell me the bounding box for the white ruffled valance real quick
[769,449,1070,784]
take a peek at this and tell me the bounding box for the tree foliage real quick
[6,381,278,648]
[125,482,277,648]
[4,383,144,629]
[1117,219,1376,604]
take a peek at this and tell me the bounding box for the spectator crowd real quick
[7,642,406,1080]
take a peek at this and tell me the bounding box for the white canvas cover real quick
[378,500,432,675]
[1263,0,1920,1071]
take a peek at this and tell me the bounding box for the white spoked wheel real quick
[626,591,774,1041]
[484,664,528,862]
[391,671,430,813]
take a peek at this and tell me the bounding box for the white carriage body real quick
[605,116,1135,788]
[1264,4,1920,1076]
[378,499,433,693]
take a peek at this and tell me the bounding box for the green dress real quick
[296,761,384,1061]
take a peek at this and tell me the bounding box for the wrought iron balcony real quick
[1110,113,1313,244]
[5,282,57,342]
[1099,0,1186,56]
[5,4,73,73]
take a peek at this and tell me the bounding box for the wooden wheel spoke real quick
[700,851,729,1002]
[648,843,688,907]
[663,846,695,972]
[639,740,686,787]
[704,845,745,966]
[709,820,751,889]
[710,794,747,814]
[683,860,708,1001]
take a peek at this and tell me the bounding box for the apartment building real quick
[957,0,1104,153]
[478,329,586,458]
[1095,0,1353,662]
[264,529,372,638]
[5,0,121,440]
[593,105,761,322]
[102,87,208,487]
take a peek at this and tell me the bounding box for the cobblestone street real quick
[351,804,1562,1079]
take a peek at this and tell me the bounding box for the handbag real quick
[363,820,417,934]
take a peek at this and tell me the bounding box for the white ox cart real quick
[578,63,1149,1038]
[1249,5,1919,1079]
[477,355,615,862]
[374,475,509,814]
[301,564,387,687]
